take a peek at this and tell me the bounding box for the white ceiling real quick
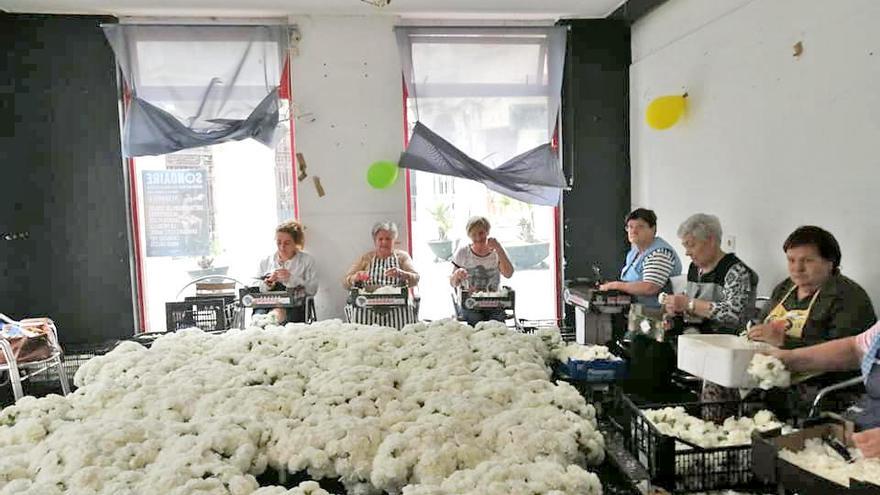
[0,0,626,20]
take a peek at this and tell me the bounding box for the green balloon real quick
[366,161,399,189]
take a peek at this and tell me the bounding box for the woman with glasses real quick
[600,208,682,308]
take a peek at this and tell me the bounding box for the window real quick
[131,114,295,331]
[402,28,562,321]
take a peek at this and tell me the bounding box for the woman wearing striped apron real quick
[343,221,420,329]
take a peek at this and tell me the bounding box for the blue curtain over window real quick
[102,24,289,157]
[395,26,567,206]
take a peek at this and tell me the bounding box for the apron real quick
[344,254,415,330]
[763,286,824,387]
[764,285,821,339]
[850,332,880,430]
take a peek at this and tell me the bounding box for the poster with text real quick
[143,169,210,257]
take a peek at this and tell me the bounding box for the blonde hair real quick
[466,216,491,235]
[276,220,305,248]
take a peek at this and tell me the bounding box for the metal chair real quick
[809,375,865,419]
[0,314,71,403]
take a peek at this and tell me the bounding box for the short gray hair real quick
[677,213,722,244]
[371,221,399,239]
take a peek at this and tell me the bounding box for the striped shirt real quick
[857,321,880,359]
[642,248,677,287]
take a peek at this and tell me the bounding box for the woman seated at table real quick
[665,213,759,409]
[664,213,759,334]
[770,321,880,457]
[748,226,876,348]
[600,208,682,308]
[343,221,420,329]
[256,220,319,324]
[449,216,515,326]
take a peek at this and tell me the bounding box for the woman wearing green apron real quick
[748,226,875,348]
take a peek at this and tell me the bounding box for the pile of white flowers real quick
[643,407,786,448]
[534,327,563,353]
[747,353,791,390]
[554,344,620,363]
[0,319,604,495]
[779,437,880,487]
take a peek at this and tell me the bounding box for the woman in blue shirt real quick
[600,208,682,308]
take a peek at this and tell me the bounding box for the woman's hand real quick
[273,268,290,283]
[748,320,788,347]
[599,281,621,291]
[853,428,880,458]
[451,268,468,286]
[384,267,405,280]
[487,237,503,253]
[352,271,370,284]
[665,294,688,314]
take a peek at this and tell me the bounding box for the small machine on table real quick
[453,285,519,329]
[348,283,410,312]
[239,285,315,327]
[563,278,631,345]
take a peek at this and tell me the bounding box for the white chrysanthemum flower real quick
[554,343,620,362]
[747,353,791,390]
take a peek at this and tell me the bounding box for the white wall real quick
[290,15,407,319]
[630,0,880,301]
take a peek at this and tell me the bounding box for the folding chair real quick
[0,314,71,403]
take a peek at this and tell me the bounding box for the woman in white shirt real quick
[450,216,514,326]
[256,220,318,323]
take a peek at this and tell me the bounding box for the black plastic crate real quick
[165,298,237,332]
[23,340,119,385]
[618,393,771,493]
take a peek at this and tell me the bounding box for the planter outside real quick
[427,239,453,261]
[188,266,230,281]
[507,242,550,269]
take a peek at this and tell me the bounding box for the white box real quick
[677,334,773,388]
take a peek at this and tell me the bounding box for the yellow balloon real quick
[646,95,686,130]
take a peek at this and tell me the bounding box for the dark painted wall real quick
[560,20,632,293]
[0,13,135,345]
